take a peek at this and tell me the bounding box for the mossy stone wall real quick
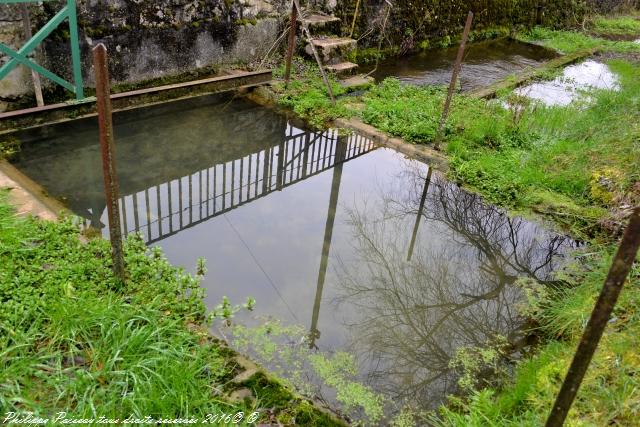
[335,0,593,51]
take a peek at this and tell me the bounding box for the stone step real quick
[310,37,357,49]
[306,37,357,64]
[302,12,340,28]
[340,74,375,91]
[325,61,358,76]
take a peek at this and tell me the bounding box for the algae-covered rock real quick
[590,167,624,206]
[0,136,21,161]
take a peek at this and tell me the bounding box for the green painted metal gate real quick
[0,0,84,100]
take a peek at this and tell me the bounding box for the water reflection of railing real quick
[112,125,376,243]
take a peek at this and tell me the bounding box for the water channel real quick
[366,38,559,91]
[11,93,575,418]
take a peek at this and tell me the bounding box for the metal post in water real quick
[435,11,474,149]
[284,0,298,88]
[546,206,640,427]
[93,43,126,283]
[20,4,44,107]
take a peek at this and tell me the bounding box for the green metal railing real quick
[0,0,84,100]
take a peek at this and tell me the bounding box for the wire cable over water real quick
[222,213,300,323]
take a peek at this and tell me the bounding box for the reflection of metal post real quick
[546,207,640,427]
[302,132,311,178]
[277,140,286,190]
[435,11,473,149]
[94,44,125,283]
[309,136,347,348]
[407,167,433,261]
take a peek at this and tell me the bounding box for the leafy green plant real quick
[231,319,385,425]
[273,62,352,129]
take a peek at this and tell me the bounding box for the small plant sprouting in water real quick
[196,257,207,276]
[231,319,386,425]
[208,296,256,326]
[244,296,256,311]
[193,257,253,324]
[448,335,510,394]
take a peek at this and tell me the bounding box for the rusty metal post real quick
[93,43,126,283]
[284,0,298,87]
[349,0,362,38]
[20,4,44,107]
[546,206,640,427]
[435,11,474,149]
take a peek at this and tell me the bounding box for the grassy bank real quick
[0,194,343,425]
[434,243,639,426]
[359,47,639,239]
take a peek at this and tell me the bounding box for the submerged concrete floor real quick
[0,161,60,220]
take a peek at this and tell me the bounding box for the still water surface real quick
[367,38,558,90]
[12,94,574,414]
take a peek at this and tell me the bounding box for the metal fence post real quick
[546,206,640,426]
[435,11,474,149]
[284,0,298,87]
[93,43,125,283]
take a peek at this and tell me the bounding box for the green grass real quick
[593,15,640,35]
[272,60,354,129]
[447,59,639,233]
[518,26,640,54]
[0,195,343,425]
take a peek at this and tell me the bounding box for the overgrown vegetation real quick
[0,195,343,425]
[272,61,355,129]
[592,15,640,35]
[519,25,640,53]
[434,246,640,426]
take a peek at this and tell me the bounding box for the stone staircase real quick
[299,10,372,89]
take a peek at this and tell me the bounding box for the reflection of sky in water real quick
[11,95,575,413]
[516,60,619,106]
[160,148,412,348]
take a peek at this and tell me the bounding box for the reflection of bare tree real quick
[337,167,572,409]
